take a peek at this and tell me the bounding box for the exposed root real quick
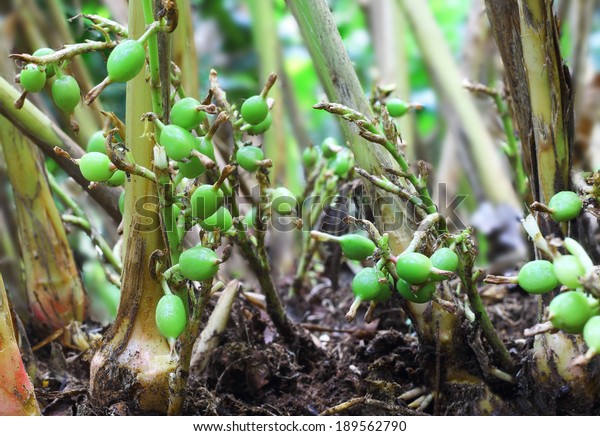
[524,321,555,337]
[320,397,426,416]
[409,393,433,411]
[398,386,426,402]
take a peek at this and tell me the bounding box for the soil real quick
[24,260,549,416]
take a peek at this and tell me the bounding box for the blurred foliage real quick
[590,9,600,70]
[38,0,474,150]
[560,21,572,62]
[192,0,471,145]
[37,0,600,162]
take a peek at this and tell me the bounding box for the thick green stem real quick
[484,0,572,212]
[486,1,596,414]
[0,274,40,416]
[517,0,571,204]
[143,0,196,415]
[141,1,179,269]
[90,0,172,413]
[0,23,87,332]
[0,115,86,331]
[286,0,417,252]
[0,77,122,221]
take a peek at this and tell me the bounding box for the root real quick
[320,397,426,416]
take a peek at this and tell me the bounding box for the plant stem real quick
[236,233,305,347]
[7,135,88,328]
[142,0,163,114]
[0,77,122,221]
[61,214,123,274]
[0,274,40,416]
[365,123,438,216]
[309,230,340,243]
[517,0,571,204]
[80,14,129,38]
[354,167,428,216]
[46,172,85,217]
[141,1,180,268]
[189,280,240,373]
[484,0,572,222]
[0,54,86,333]
[90,0,172,413]
[459,262,514,372]
[168,280,212,415]
[313,101,441,227]
[143,0,197,415]
[230,172,319,356]
[286,0,417,252]
[293,168,340,294]
[484,4,595,412]
[11,40,116,66]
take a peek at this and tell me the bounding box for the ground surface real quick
[25,260,543,416]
